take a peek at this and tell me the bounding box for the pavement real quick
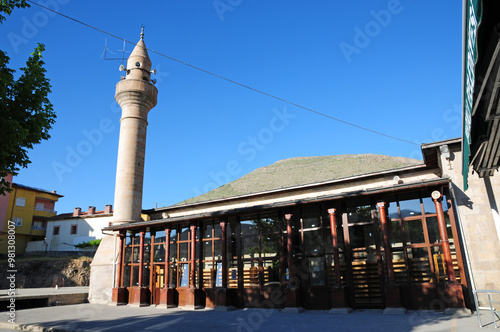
[0,287,89,298]
[0,304,498,332]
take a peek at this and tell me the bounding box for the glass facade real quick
[117,188,465,310]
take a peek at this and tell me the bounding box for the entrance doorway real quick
[151,264,165,305]
[344,205,384,308]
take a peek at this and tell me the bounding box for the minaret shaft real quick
[113,34,157,224]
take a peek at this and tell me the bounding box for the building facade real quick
[0,180,62,255]
[26,205,114,253]
[103,140,477,311]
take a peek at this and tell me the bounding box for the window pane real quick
[260,214,280,234]
[133,234,140,245]
[407,247,432,282]
[169,263,177,288]
[242,236,259,258]
[262,258,280,286]
[431,246,446,281]
[389,220,402,246]
[214,240,222,260]
[155,230,166,243]
[214,223,222,238]
[308,257,325,286]
[144,245,151,264]
[442,195,449,212]
[153,244,165,262]
[347,206,372,224]
[170,229,177,240]
[261,233,280,258]
[180,228,189,241]
[228,260,238,288]
[241,218,259,236]
[422,197,436,214]
[179,243,189,261]
[169,242,177,262]
[349,224,376,249]
[143,265,150,287]
[124,247,132,263]
[123,265,131,287]
[399,198,422,217]
[404,219,425,244]
[144,232,151,244]
[203,241,213,260]
[387,202,398,219]
[132,266,139,286]
[304,229,323,254]
[426,216,441,244]
[243,260,259,288]
[132,247,140,263]
[204,223,213,239]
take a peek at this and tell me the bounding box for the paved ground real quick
[0,304,498,332]
[0,287,89,298]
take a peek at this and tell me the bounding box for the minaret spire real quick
[113,30,158,224]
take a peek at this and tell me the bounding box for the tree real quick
[0,0,56,195]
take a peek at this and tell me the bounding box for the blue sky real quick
[1,0,463,214]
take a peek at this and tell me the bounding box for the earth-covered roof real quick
[179,154,422,205]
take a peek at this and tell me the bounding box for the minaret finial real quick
[140,25,144,40]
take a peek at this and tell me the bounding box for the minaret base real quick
[89,235,119,304]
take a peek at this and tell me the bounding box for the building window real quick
[16,197,26,207]
[53,226,60,235]
[13,217,22,227]
[70,224,78,235]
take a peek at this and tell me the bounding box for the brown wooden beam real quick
[328,208,342,286]
[190,225,197,288]
[377,201,395,283]
[165,228,171,288]
[138,231,145,287]
[285,214,294,285]
[220,220,228,289]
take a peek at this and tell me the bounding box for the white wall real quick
[45,215,114,251]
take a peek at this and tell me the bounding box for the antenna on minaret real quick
[140,25,145,40]
[101,38,129,65]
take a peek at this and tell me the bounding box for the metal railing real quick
[474,290,500,328]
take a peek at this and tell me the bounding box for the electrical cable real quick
[26,0,418,146]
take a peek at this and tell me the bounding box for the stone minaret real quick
[113,28,157,224]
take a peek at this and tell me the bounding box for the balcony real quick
[34,206,56,214]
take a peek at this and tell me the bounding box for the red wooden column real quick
[432,190,464,308]
[112,232,127,305]
[283,213,302,311]
[377,202,395,282]
[432,192,456,282]
[377,201,401,309]
[116,233,125,288]
[328,208,348,308]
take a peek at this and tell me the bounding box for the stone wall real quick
[441,145,500,293]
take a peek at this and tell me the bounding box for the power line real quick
[26,0,418,146]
